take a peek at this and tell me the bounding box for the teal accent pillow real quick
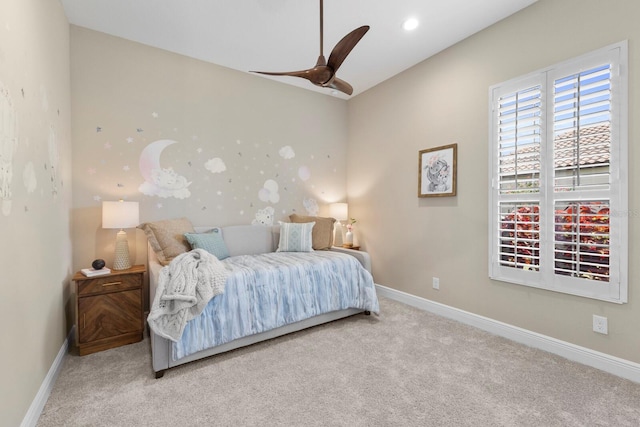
[276,221,315,252]
[184,228,230,260]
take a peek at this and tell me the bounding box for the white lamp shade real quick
[102,201,139,229]
[329,202,348,221]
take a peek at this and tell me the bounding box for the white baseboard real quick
[375,284,640,384]
[21,326,74,427]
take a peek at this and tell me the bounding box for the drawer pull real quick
[101,281,122,287]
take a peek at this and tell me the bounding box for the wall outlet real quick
[432,277,440,290]
[593,315,608,335]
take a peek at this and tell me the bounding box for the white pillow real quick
[276,221,315,252]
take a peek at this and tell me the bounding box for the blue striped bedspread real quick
[172,251,379,360]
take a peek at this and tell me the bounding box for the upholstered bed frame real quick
[148,224,372,378]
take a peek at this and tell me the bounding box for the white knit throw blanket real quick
[148,249,229,342]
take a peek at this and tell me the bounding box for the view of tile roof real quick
[499,123,610,174]
[554,123,610,168]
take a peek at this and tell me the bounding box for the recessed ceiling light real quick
[403,17,419,31]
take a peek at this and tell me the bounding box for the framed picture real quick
[418,143,457,197]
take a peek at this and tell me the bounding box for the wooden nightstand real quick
[341,245,360,250]
[74,265,146,356]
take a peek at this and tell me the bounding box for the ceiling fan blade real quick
[252,64,333,86]
[326,77,353,96]
[250,70,311,78]
[327,25,370,73]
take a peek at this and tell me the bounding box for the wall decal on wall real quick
[23,161,37,193]
[303,198,319,216]
[78,97,344,226]
[279,145,295,159]
[48,125,59,198]
[258,179,280,204]
[1,81,18,216]
[205,157,226,174]
[252,206,275,226]
[138,139,191,199]
[298,166,311,181]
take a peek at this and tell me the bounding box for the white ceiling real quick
[60,0,537,99]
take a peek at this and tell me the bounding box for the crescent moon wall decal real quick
[138,139,192,199]
[139,139,177,183]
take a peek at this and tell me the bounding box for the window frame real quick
[488,41,628,304]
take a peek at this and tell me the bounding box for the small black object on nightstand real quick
[91,259,106,270]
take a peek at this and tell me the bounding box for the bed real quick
[144,222,379,378]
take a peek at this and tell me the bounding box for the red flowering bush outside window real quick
[499,205,540,270]
[500,202,610,282]
[554,202,610,281]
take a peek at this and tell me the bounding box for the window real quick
[489,41,628,303]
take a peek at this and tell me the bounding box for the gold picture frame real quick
[418,143,457,197]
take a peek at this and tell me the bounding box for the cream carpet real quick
[37,297,640,426]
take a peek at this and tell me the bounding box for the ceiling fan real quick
[250,0,369,96]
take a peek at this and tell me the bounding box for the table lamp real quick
[102,200,139,270]
[329,202,348,246]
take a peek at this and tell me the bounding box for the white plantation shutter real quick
[495,81,543,273]
[497,85,542,194]
[551,62,613,287]
[553,200,610,282]
[489,41,627,303]
[552,64,611,192]
[498,201,540,270]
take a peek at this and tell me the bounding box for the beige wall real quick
[70,27,349,304]
[348,0,639,363]
[0,0,72,425]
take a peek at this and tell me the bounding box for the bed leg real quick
[364,310,371,316]
[155,370,166,379]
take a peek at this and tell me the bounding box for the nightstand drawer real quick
[77,273,141,296]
